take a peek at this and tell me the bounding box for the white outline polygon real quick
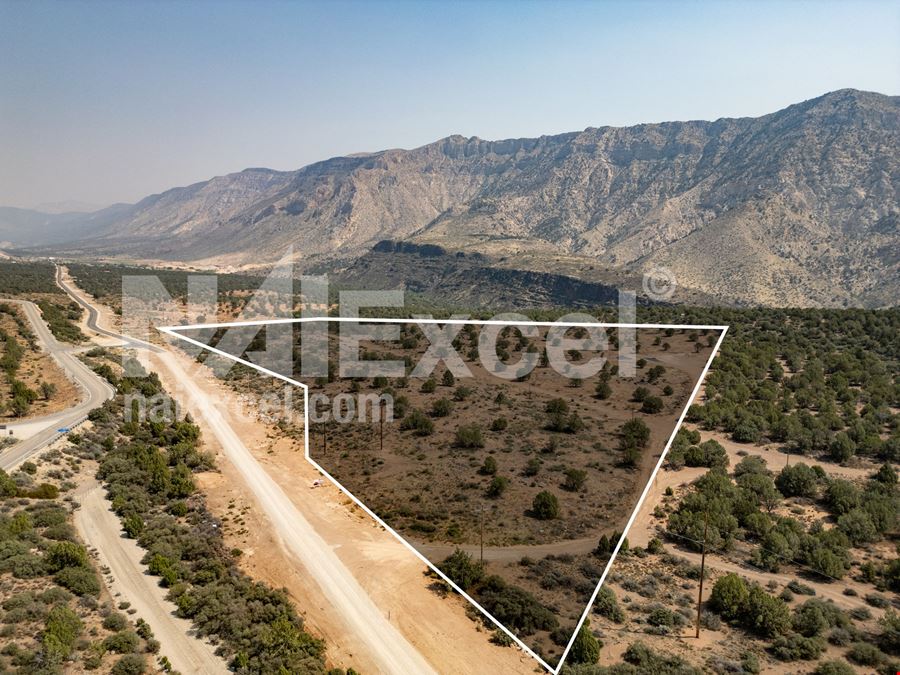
[159,317,728,673]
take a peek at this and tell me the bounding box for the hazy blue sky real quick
[1,0,898,208]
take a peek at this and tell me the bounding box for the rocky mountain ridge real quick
[11,89,899,307]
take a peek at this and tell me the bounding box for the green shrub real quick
[103,612,128,632]
[569,619,601,664]
[709,573,748,621]
[847,642,886,667]
[454,425,484,448]
[42,605,82,661]
[54,567,101,596]
[400,409,434,436]
[104,630,140,654]
[111,653,147,675]
[486,476,510,499]
[563,468,587,492]
[593,586,625,623]
[431,398,452,417]
[531,491,560,520]
[438,549,484,590]
[775,463,819,498]
[477,575,558,635]
[478,456,498,475]
[771,633,825,661]
[46,541,89,571]
[813,660,856,675]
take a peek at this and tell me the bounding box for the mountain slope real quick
[27,89,900,307]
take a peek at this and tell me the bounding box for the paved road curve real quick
[0,299,114,471]
[56,265,161,352]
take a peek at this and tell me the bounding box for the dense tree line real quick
[667,456,897,581]
[0,261,63,296]
[36,300,85,344]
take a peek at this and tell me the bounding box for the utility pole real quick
[379,398,385,453]
[479,503,484,566]
[322,423,327,455]
[695,507,709,639]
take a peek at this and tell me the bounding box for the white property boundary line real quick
[159,317,728,674]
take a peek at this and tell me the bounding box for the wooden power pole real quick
[379,398,385,453]
[695,508,709,639]
[479,503,485,566]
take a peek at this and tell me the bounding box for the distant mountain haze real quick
[8,89,898,307]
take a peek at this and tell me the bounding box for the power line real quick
[657,529,881,614]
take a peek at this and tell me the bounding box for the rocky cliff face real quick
[40,89,900,307]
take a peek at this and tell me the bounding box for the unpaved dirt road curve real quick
[153,348,438,675]
[74,478,226,674]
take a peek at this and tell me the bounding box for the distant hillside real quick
[18,89,900,307]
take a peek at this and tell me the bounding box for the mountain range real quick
[4,89,898,307]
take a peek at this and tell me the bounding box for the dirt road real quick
[57,272,546,674]
[74,477,226,674]
[150,347,438,674]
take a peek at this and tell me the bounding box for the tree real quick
[431,398,452,417]
[40,380,57,400]
[595,380,612,400]
[829,432,856,462]
[454,425,484,448]
[837,508,878,546]
[744,585,791,637]
[479,456,498,475]
[709,573,748,621]
[824,479,861,516]
[619,418,651,449]
[776,463,819,498]
[563,468,587,492]
[442,370,456,387]
[532,491,560,520]
[569,619,601,664]
[438,549,484,590]
[486,476,510,498]
[46,541,89,572]
[641,396,664,414]
[737,472,781,512]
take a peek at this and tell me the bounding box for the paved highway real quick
[0,299,115,471]
[56,265,161,353]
